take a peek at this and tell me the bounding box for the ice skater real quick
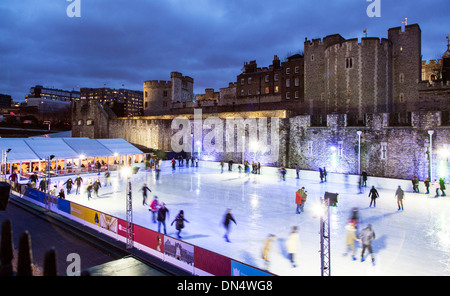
[157,203,169,234]
[359,224,376,265]
[63,178,74,194]
[104,170,112,186]
[223,209,237,242]
[262,234,276,270]
[368,186,379,207]
[171,210,189,239]
[93,179,101,197]
[395,185,404,211]
[86,182,93,200]
[149,196,159,223]
[141,183,151,205]
[343,222,360,260]
[295,187,306,214]
[424,178,430,194]
[286,226,300,268]
[75,174,83,195]
[439,178,446,196]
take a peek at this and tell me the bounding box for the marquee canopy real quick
[0,137,143,162]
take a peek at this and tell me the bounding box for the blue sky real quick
[1,0,449,101]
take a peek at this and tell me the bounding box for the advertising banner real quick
[194,247,231,276]
[26,188,46,204]
[57,198,71,214]
[230,260,274,276]
[133,225,163,253]
[164,236,194,266]
[70,203,100,226]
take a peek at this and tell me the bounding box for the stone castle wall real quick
[72,101,450,181]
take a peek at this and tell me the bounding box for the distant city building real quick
[25,85,78,113]
[0,94,12,107]
[80,87,143,117]
[26,85,80,102]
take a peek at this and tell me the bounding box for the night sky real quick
[1,0,449,102]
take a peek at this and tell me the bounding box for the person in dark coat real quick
[368,186,379,207]
[75,175,83,195]
[141,183,151,205]
[171,210,189,239]
[223,209,237,242]
[157,203,169,234]
[63,178,74,194]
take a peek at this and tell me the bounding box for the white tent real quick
[0,137,144,177]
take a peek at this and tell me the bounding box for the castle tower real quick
[388,24,422,113]
[442,36,450,83]
[143,80,172,115]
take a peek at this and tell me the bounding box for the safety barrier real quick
[11,184,273,276]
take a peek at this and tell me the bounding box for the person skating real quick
[412,176,420,193]
[368,186,379,207]
[58,189,65,200]
[141,183,151,205]
[262,234,276,270]
[286,226,300,268]
[424,178,430,194]
[439,178,446,196]
[93,179,101,197]
[359,224,376,265]
[223,209,237,242]
[149,196,159,223]
[157,203,169,234]
[171,210,189,239]
[63,178,74,194]
[86,182,93,200]
[75,175,83,195]
[295,187,306,214]
[104,170,112,186]
[395,185,404,210]
[343,222,360,261]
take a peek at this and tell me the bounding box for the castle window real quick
[241,78,245,85]
[399,93,405,103]
[295,66,299,74]
[295,91,300,99]
[286,79,290,88]
[163,91,168,97]
[399,73,405,84]
[248,77,252,85]
[274,86,279,93]
[265,75,269,82]
[144,91,148,98]
[346,57,353,69]
[286,68,290,74]
[295,78,300,87]
[286,92,290,100]
[337,141,343,157]
[307,141,313,156]
[274,74,279,81]
[248,89,252,96]
[86,119,94,126]
[311,54,314,61]
[380,142,387,160]
[240,90,244,96]
[265,87,270,94]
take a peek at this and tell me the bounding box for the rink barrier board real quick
[16,185,273,276]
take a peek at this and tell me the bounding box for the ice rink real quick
[51,162,450,276]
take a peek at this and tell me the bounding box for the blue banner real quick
[230,260,273,276]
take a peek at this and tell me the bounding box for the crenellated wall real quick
[72,101,450,181]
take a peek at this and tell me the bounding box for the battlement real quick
[387,23,421,34]
[422,59,443,66]
[143,80,172,88]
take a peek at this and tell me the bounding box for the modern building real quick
[80,87,143,117]
[25,85,80,114]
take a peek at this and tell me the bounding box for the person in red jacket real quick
[295,187,306,214]
[149,196,159,223]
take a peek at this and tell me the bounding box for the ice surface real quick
[52,163,450,276]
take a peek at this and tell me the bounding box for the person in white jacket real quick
[286,226,300,268]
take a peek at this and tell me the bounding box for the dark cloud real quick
[0,0,449,101]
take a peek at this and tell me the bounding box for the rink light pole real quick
[357,131,362,175]
[428,130,434,182]
[319,192,337,276]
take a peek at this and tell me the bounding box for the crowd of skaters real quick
[6,159,448,273]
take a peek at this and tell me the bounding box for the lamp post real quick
[428,130,434,182]
[357,131,362,175]
[2,149,11,179]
